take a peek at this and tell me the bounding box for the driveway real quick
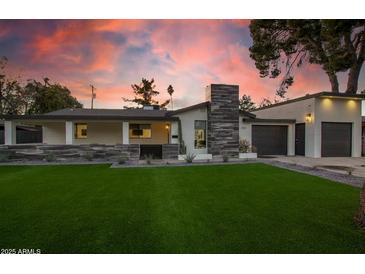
[272,156,365,178]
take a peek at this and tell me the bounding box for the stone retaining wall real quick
[162,144,179,159]
[0,143,178,162]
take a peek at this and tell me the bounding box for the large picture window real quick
[129,124,152,139]
[75,123,87,139]
[194,120,206,149]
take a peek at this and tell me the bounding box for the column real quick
[170,121,179,144]
[4,120,16,145]
[122,121,129,144]
[65,121,74,145]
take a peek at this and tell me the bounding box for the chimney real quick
[207,84,239,157]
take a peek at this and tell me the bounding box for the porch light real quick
[305,113,312,123]
[165,124,170,130]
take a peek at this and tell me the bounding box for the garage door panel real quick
[321,122,352,157]
[252,125,288,156]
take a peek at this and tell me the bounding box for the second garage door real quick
[252,125,288,156]
[321,122,352,157]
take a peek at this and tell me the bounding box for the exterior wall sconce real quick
[165,124,170,144]
[305,113,312,123]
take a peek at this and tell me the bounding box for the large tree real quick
[0,57,28,115]
[249,19,365,95]
[239,94,256,112]
[124,78,169,109]
[25,78,83,114]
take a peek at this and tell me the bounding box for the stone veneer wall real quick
[0,143,179,162]
[162,144,179,159]
[207,84,239,157]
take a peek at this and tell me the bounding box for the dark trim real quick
[239,110,256,118]
[252,92,365,112]
[169,101,209,115]
[0,115,179,121]
[242,118,296,123]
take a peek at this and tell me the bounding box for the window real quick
[194,120,206,149]
[129,124,152,139]
[75,123,87,139]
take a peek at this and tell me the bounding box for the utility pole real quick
[90,85,96,109]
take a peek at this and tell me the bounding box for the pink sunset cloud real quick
[0,19,361,109]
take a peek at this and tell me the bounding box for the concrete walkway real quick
[272,156,365,178]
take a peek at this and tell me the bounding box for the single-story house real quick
[0,84,364,159]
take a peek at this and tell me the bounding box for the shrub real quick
[184,152,196,163]
[179,140,187,155]
[355,183,365,230]
[0,151,10,162]
[251,145,257,153]
[239,139,251,153]
[84,152,94,161]
[223,155,229,162]
[144,154,154,165]
[45,152,57,162]
[118,153,129,165]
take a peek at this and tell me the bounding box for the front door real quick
[295,123,305,156]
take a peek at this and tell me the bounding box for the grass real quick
[0,163,364,254]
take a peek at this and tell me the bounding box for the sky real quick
[0,19,364,109]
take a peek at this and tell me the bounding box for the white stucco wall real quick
[239,117,295,156]
[128,120,169,145]
[315,97,362,157]
[42,122,66,144]
[252,96,362,157]
[73,122,123,145]
[174,107,208,155]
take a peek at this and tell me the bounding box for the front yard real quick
[0,163,364,253]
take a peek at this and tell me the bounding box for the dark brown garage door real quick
[252,125,288,156]
[321,122,352,157]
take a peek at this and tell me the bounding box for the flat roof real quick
[252,91,365,112]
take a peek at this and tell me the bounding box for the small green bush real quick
[179,140,187,155]
[84,152,94,161]
[118,153,129,165]
[45,153,57,162]
[239,139,251,153]
[0,151,11,162]
[184,152,196,163]
[144,154,154,165]
[223,155,229,162]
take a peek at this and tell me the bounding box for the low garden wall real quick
[0,144,179,162]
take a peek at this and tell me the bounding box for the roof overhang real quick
[253,92,365,112]
[0,115,179,121]
[243,118,296,124]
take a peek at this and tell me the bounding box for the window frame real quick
[194,120,207,149]
[75,123,88,139]
[129,123,152,139]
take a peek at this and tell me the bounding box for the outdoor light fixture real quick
[165,124,170,130]
[305,113,312,123]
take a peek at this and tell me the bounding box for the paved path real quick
[263,158,364,188]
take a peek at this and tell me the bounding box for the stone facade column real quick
[122,121,129,144]
[207,84,239,157]
[65,121,74,145]
[4,120,16,145]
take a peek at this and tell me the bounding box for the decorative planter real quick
[178,154,213,161]
[239,152,257,159]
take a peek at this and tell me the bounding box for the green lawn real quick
[0,163,364,254]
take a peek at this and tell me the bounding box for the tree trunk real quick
[346,58,364,94]
[355,182,365,230]
[327,71,339,93]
